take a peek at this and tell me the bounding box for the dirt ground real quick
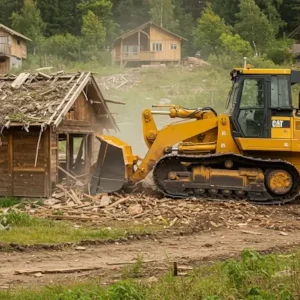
[1,222,300,290]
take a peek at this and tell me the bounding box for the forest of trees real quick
[0,0,300,66]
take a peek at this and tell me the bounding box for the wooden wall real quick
[0,128,50,198]
[0,57,9,73]
[0,29,27,59]
[149,26,181,61]
[58,92,103,133]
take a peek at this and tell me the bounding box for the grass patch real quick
[0,211,160,245]
[0,197,22,208]
[1,249,300,299]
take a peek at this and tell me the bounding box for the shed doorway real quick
[58,133,93,184]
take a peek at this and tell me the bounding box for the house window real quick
[152,43,163,52]
[170,43,177,50]
[17,39,21,45]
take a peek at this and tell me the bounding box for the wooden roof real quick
[0,71,119,131]
[0,24,31,41]
[113,21,188,44]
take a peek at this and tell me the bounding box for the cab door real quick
[232,76,270,139]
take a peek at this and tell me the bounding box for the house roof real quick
[0,24,31,41]
[0,71,119,131]
[113,21,188,44]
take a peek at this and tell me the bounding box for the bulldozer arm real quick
[90,135,137,195]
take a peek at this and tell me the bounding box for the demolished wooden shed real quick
[0,71,119,198]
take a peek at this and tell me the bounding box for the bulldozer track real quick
[152,153,300,205]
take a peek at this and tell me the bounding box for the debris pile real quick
[18,185,300,231]
[183,57,211,68]
[97,69,142,91]
[0,71,90,127]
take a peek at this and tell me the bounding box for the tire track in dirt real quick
[0,227,299,289]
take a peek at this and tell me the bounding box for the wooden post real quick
[44,128,50,197]
[8,131,13,196]
[66,133,70,185]
[84,135,90,180]
[69,135,74,170]
[138,30,141,55]
[120,38,123,67]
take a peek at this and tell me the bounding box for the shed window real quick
[170,43,177,50]
[152,43,163,52]
[17,39,21,45]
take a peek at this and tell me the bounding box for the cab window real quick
[271,76,290,108]
[237,78,265,137]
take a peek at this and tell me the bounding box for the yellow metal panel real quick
[216,114,241,154]
[271,117,292,139]
[236,138,292,151]
[233,68,291,75]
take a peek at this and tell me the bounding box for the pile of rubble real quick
[183,57,211,68]
[97,69,142,91]
[18,185,300,232]
[0,71,87,126]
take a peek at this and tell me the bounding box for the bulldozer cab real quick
[226,68,300,139]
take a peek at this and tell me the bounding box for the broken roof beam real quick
[53,72,91,127]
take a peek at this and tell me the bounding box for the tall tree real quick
[11,0,46,54]
[193,4,231,59]
[81,10,106,48]
[0,0,23,26]
[113,0,150,31]
[148,0,178,30]
[256,0,285,35]
[235,0,274,55]
[38,0,82,36]
[279,0,300,34]
[211,0,239,26]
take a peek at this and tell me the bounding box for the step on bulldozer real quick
[91,65,300,204]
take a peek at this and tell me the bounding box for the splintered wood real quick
[0,71,89,128]
[19,186,300,232]
[97,69,142,91]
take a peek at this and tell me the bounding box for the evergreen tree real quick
[81,10,106,48]
[235,0,274,55]
[211,0,239,26]
[11,0,46,54]
[193,4,231,59]
[0,0,23,26]
[148,0,178,31]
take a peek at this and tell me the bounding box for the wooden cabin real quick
[0,72,119,198]
[0,24,31,74]
[112,21,187,67]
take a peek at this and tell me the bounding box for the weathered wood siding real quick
[58,92,103,133]
[50,128,58,186]
[0,29,27,59]
[0,128,50,198]
[0,134,9,195]
[0,57,9,73]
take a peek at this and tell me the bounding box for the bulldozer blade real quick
[91,136,135,195]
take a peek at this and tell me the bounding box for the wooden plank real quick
[44,128,50,197]
[11,72,30,89]
[13,167,45,172]
[8,132,13,196]
[53,72,91,127]
[46,72,85,125]
[66,133,70,185]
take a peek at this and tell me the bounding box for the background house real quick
[0,24,30,74]
[112,22,187,67]
[0,71,119,198]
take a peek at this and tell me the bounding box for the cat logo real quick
[272,120,290,128]
[272,120,284,128]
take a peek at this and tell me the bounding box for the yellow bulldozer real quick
[91,65,300,204]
